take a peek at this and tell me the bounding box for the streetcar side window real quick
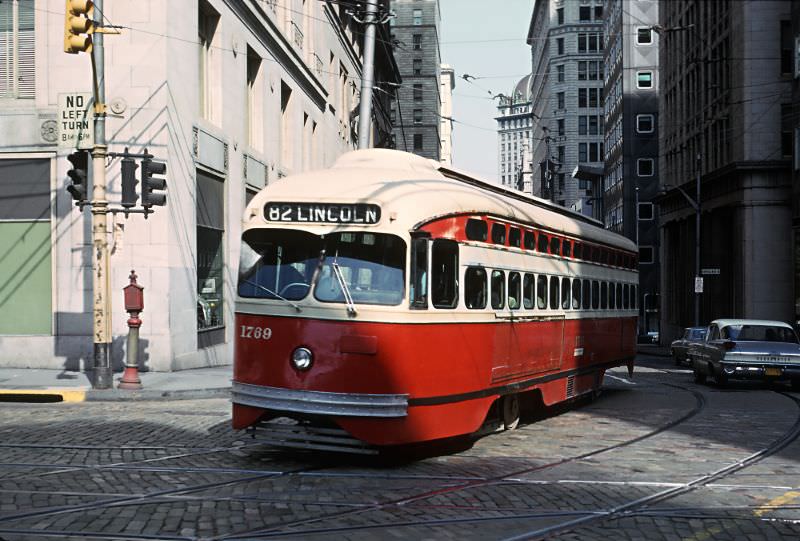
[572,278,581,309]
[609,283,616,309]
[582,279,591,309]
[561,277,570,309]
[509,227,521,248]
[491,270,505,309]
[550,237,561,256]
[524,231,536,250]
[508,272,521,310]
[491,223,506,245]
[410,237,428,309]
[623,284,630,309]
[574,242,582,260]
[563,240,571,258]
[432,239,459,309]
[537,275,547,309]
[601,282,608,309]
[632,285,638,309]
[592,280,600,309]
[523,273,535,309]
[465,219,487,241]
[549,276,559,309]
[617,283,623,308]
[538,233,549,253]
[464,267,487,309]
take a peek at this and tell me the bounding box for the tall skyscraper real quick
[390,0,441,160]
[527,0,606,211]
[495,75,533,190]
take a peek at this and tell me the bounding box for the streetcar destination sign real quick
[265,202,381,224]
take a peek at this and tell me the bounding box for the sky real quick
[440,0,534,181]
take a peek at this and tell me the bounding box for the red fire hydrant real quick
[119,270,144,390]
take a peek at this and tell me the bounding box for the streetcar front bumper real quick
[231,381,408,418]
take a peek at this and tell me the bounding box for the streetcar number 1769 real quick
[240,326,272,340]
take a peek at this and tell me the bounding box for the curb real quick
[0,387,230,403]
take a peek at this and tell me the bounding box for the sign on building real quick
[58,92,94,149]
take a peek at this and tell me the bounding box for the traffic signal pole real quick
[90,0,111,389]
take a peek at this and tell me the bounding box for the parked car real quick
[670,327,707,366]
[688,319,800,387]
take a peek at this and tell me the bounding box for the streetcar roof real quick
[244,149,637,252]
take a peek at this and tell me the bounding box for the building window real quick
[0,159,51,334]
[578,33,602,53]
[556,64,564,82]
[413,58,422,75]
[637,158,654,176]
[0,0,34,98]
[413,83,422,102]
[557,119,565,136]
[578,88,601,108]
[637,71,653,88]
[636,114,654,133]
[413,33,421,50]
[578,60,602,81]
[579,142,602,162]
[579,6,591,21]
[413,133,423,150]
[413,108,422,124]
[638,202,654,220]
[556,7,564,25]
[594,5,603,19]
[557,146,565,165]
[412,9,422,25]
[197,169,226,341]
[639,246,654,264]
[246,47,263,150]
[637,27,653,45]
[557,37,564,55]
[557,92,565,109]
[780,21,792,74]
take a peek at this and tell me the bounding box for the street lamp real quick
[663,152,702,327]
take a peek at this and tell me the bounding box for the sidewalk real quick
[637,343,672,358]
[0,365,232,402]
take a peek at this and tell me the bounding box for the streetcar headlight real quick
[291,347,313,371]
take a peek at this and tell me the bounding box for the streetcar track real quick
[504,390,800,540]
[2,378,781,541]
[209,381,708,540]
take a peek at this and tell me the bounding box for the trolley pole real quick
[357,0,378,150]
[91,0,112,389]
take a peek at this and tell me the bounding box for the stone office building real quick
[0,0,398,372]
[658,0,794,341]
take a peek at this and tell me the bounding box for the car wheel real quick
[715,369,728,388]
[692,362,706,384]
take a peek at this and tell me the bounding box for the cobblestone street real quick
[2,354,800,540]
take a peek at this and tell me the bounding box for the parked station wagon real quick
[670,326,707,366]
[688,319,800,387]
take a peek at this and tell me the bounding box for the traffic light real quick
[120,156,138,208]
[64,0,94,54]
[66,150,89,203]
[141,156,167,208]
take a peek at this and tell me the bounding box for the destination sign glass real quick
[265,202,381,224]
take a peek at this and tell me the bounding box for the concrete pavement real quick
[0,365,232,402]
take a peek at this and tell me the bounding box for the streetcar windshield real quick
[314,232,405,306]
[237,229,406,306]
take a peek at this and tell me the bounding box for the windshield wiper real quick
[241,279,302,312]
[332,261,357,316]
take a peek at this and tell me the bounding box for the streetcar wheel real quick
[501,394,520,430]
[692,363,706,384]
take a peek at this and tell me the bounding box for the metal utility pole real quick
[357,0,378,150]
[91,0,111,388]
[695,152,701,328]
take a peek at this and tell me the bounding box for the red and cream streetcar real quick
[233,149,638,452]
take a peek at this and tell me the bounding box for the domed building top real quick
[511,73,532,104]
